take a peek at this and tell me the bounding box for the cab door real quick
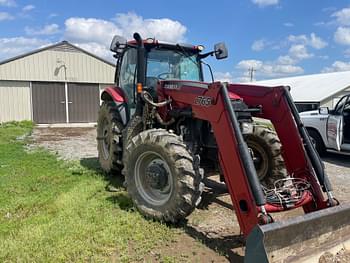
[327,96,347,150]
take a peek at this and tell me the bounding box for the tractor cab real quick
[110,34,227,112]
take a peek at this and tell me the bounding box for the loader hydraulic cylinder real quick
[221,83,266,207]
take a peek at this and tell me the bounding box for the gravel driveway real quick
[30,127,350,262]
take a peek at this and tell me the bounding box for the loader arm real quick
[158,81,350,262]
[160,81,329,235]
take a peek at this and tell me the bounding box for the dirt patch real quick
[30,127,350,262]
[28,127,97,161]
[323,153,350,203]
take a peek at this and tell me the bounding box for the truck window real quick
[343,96,350,143]
[334,96,347,115]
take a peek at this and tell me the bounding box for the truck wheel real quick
[123,129,203,223]
[97,102,124,174]
[245,125,287,187]
[307,129,326,156]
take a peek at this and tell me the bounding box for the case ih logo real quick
[164,83,180,90]
[194,96,212,107]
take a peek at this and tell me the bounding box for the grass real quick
[0,122,176,262]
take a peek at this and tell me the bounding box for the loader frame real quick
[158,80,333,236]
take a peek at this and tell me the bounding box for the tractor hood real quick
[160,80,242,100]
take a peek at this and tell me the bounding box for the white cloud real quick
[236,58,303,79]
[334,26,350,45]
[288,33,327,49]
[0,37,50,61]
[331,7,350,26]
[288,44,313,60]
[237,59,263,70]
[48,13,58,19]
[322,61,350,72]
[63,13,187,61]
[283,22,294,27]
[309,33,328,49]
[276,55,296,65]
[25,24,60,35]
[22,4,35,12]
[322,7,337,13]
[64,17,122,45]
[113,12,187,42]
[319,55,329,60]
[252,39,267,51]
[0,0,16,7]
[270,64,304,75]
[74,42,113,62]
[214,71,252,83]
[251,0,279,7]
[0,11,14,21]
[213,72,234,82]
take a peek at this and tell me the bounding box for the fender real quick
[101,86,127,103]
[101,86,129,125]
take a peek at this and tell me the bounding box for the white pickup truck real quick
[300,94,350,155]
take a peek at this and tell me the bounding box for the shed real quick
[0,41,115,123]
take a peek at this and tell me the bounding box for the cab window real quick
[146,49,201,81]
[119,48,137,106]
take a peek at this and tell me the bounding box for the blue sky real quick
[1,0,350,81]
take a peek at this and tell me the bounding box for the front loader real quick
[97,33,350,262]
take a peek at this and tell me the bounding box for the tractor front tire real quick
[245,125,287,187]
[123,129,203,223]
[97,102,124,174]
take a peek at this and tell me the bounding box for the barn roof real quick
[0,41,115,67]
[253,71,350,102]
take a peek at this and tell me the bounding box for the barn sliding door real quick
[67,83,99,123]
[32,82,66,124]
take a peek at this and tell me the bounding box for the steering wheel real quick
[157,72,174,80]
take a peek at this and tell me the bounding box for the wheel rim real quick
[101,118,110,160]
[101,119,121,161]
[248,141,269,180]
[135,151,173,206]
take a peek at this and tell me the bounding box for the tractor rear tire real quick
[245,125,287,188]
[123,129,203,223]
[97,102,124,174]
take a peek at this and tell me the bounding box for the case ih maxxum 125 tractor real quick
[97,33,350,262]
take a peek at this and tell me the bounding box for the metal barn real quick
[0,41,115,124]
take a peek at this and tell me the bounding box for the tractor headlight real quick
[241,122,253,134]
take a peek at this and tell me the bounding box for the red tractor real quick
[97,33,350,262]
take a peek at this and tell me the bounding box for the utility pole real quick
[248,67,256,82]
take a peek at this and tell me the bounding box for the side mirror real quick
[319,107,329,115]
[214,42,228,60]
[110,35,127,52]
